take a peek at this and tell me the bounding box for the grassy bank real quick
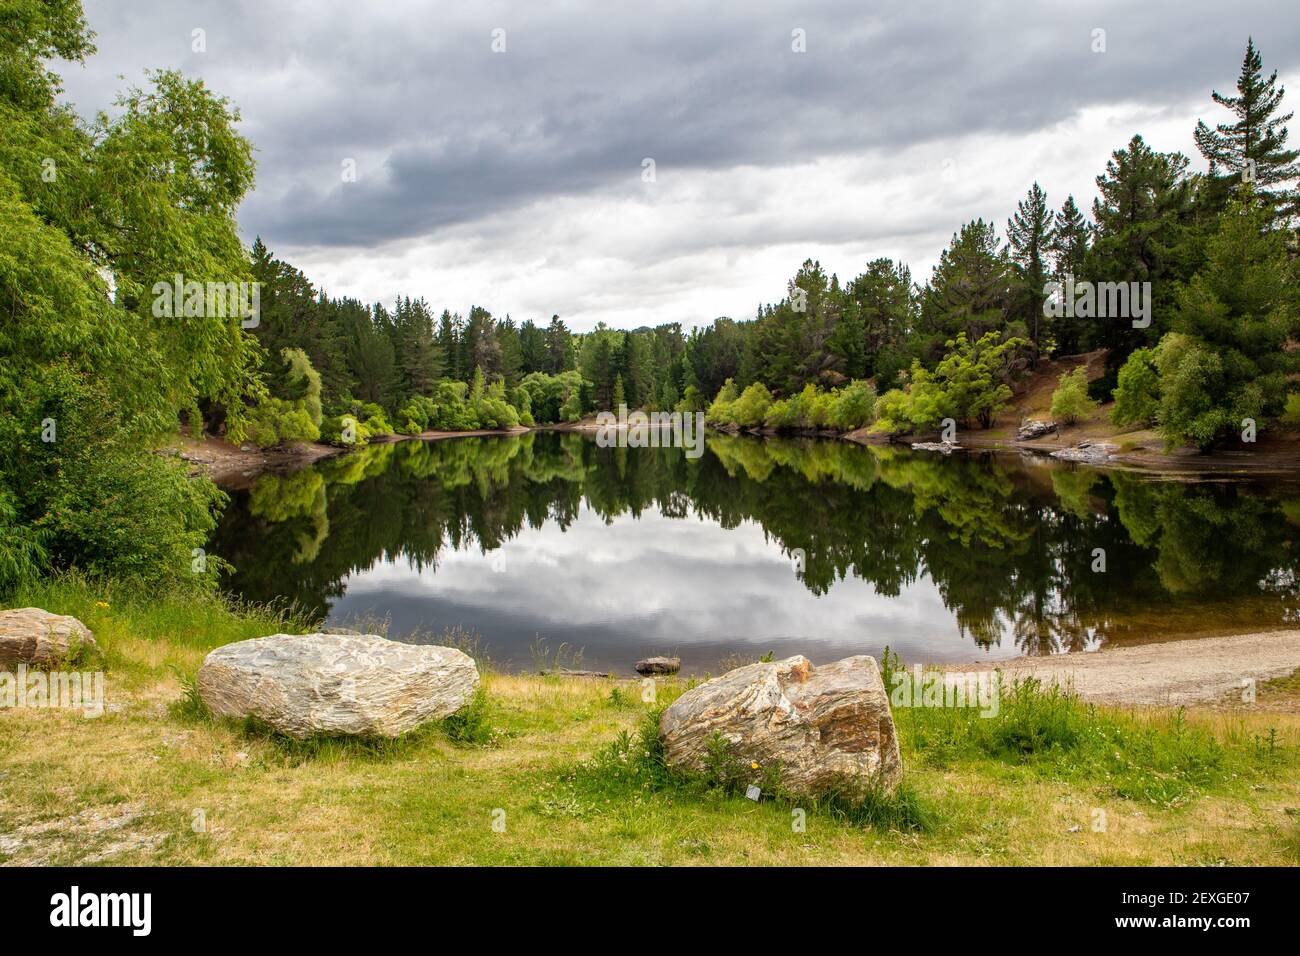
[2,576,1298,865]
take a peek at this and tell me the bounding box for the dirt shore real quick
[954,630,1300,708]
[170,435,344,489]
[173,427,530,488]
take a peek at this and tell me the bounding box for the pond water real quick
[210,431,1300,674]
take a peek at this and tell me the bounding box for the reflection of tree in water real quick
[209,432,1300,652]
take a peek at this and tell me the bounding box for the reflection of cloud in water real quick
[330,503,1020,672]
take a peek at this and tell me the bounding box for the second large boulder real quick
[0,608,97,666]
[659,654,902,800]
[197,632,479,738]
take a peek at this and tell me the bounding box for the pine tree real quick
[545,315,571,373]
[1160,192,1299,448]
[496,315,523,386]
[393,296,441,401]
[1089,135,1196,353]
[587,335,616,409]
[845,259,914,387]
[621,332,654,409]
[343,300,398,409]
[519,319,546,373]
[1194,38,1299,219]
[1048,197,1091,355]
[1006,183,1054,361]
[461,306,501,380]
[918,220,1011,362]
[437,310,461,382]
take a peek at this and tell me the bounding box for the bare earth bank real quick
[955,630,1300,707]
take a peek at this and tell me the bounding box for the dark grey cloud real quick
[55,0,1300,250]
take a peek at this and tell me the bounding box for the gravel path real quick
[955,630,1300,706]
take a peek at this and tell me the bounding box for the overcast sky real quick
[54,1,1300,331]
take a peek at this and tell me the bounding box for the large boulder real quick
[1051,440,1119,463]
[1017,419,1057,441]
[910,440,960,454]
[0,608,97,666]
[635,656,681,675]
[659,655,902,800]
[197,633,479,739]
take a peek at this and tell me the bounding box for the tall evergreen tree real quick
[544,315,572,372]
[496,316,523,386]
[394,296,441,400]
[620,332,654,408]
[1160,192,1299,448]
[844,259,914,387]
[461,306,501,380]
[1048,197,1092,355]
[1089,136,1199,353]
[344,301,398,408]
[918,220,1012,363]
[1194,38,1299,219]
[519,319,547,373]
[437,310,461,382]
[1006,183,1054,361]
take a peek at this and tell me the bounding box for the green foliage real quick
[1194,37,1300,221]
[321,403,392,448]
[438,689,496,746]
[1155,195,1298,449]
[871,331,1025,433]
[509,384,534,426]
[719,382,773,428]
[0,485,47,590]
[1111,347,1161,427]
[674,384,704,414]
[392,376,520,435]
[917,220,1013,363]
[244,348,324,448]
[871,388,913,435]
[0,4,257,590]
[827,380,877,431]
[705,378,740,423]
[1006,182,1054,355]
[1049,367,1100,426]
[518,370,587,424]
[725,379,878,432]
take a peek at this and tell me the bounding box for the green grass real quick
[894,668,1262,809]
[2,576,1299,865]
[558,704,933,834]
[5,570,317,690]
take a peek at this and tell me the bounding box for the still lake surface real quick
[211,431,1300,674]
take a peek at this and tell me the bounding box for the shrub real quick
[1,370,229,591]
[675,384,705,414]
[827,380,876,431]
[728,382,773,427]
[870,388,913,435]
[705,379,740,425]
[0,486,47,590]
[518,371,588,424]
[763,397,797,430]
[244,349,324,448]
[1111,346,1160,427]
[1050,367,1099,426]
[322,400,395,446]
[1153,333,1238,450]
[510,385,535,426]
